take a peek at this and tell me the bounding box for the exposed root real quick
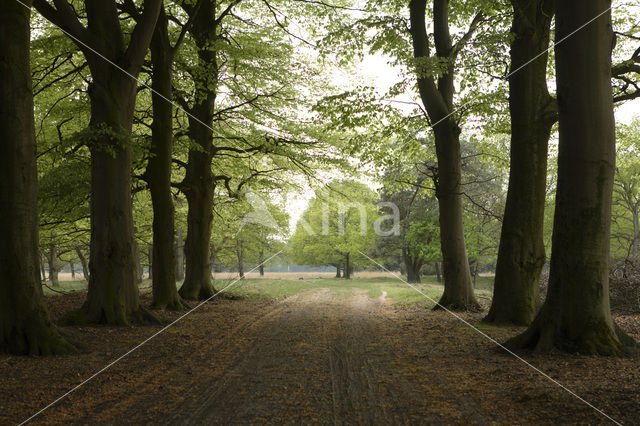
[151,295,191,311]
[505,313,636,356]
[63,303,161,326]
[1,322,75,356]
[433,294,483,312]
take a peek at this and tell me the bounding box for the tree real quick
[506,0,635,355]
[173,0,336,298]
[611,118,640,259]
[376,184,440,284]
[145,3,192,310]
[485,0,557,325]
[0,0,72,355]
[34,0,162,324]
[175,0,231,300]
[209,192,288,277]
[289,181,378,277]
[408,0,482,310]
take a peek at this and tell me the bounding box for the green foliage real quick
[288,180,380,269]
[611,117,640,258]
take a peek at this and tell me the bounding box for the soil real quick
[2,286,640,425]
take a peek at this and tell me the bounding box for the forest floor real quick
[2,277,640,425]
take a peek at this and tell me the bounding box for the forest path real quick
[7,284,640,424]
[170,287,440,424]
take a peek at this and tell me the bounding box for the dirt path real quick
[170,288,416,424]
[3,285,640,424]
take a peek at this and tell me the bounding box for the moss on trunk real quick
[0,1,72,355]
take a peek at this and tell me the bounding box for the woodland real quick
[1,0,640,423]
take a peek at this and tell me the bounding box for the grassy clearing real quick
[43,274,494,308]
[224,275,494,307]
[42,279,153,296]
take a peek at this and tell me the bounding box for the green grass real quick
[224,275,493,307]
[42,275,494,308]
[42,280,89,296]
[218,278,313,300]
[42,279,153,296]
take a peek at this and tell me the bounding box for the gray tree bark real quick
[486,0,556,325]
[175,228,186,281]
[179,0,220,300]
[506,0,636,354]
[47,243,60,287]
[147,6,186,310]
[409,0,480,310]
[0,0,73,355]
[34,0,162,324]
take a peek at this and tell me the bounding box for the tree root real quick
[63,303,161,326]
[433,294,483,312]
[505,313,637,356]
[151,295,191,311]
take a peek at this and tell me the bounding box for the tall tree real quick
[506,0,635,354]
[0,0,72,355]
[176,0,232,300]
[485,0,557,325]
[145,4,193,310]
[34,0,162,324]
[408,0,482,310]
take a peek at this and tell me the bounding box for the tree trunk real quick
[237,240,245,279]
[148,7,184,310]
[435,262,442,283]
[335,266,341,278]
[409,0,479,311]
[433,121,479,310]
[486,0,556,325]
[75,247,89,281]
[34,0,163,325]
[135,239,144,284]
[70,261,75,280]
[179,2,219,300]
[175,228,185,281]
[0,1,72,355]
[47,243,60,287]
[148,244,153,281]
[40,252,46,282]
[403,248,422,283]
[210,243,216,277]
[473,261,478,289]
[180,166,215,299]
[506,0,635,355]
[343,253,351,279]
[81,96,148,324]
[259,250,265,276]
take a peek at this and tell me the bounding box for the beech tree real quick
[33,0,163,324]
[485,0,556,325]
[487,1,640,326]
[506,0,636,354]
[0,0,72,355]
[289,181,379,278]
[144,3,193,310]
[172,0,334,299]
[408,0,483,310]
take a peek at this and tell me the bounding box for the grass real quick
[43,274,495,308]
[223,275,494,308]
[42,279,153,296]
[42,280,89,296]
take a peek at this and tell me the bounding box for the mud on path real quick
[2,285,640,424]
